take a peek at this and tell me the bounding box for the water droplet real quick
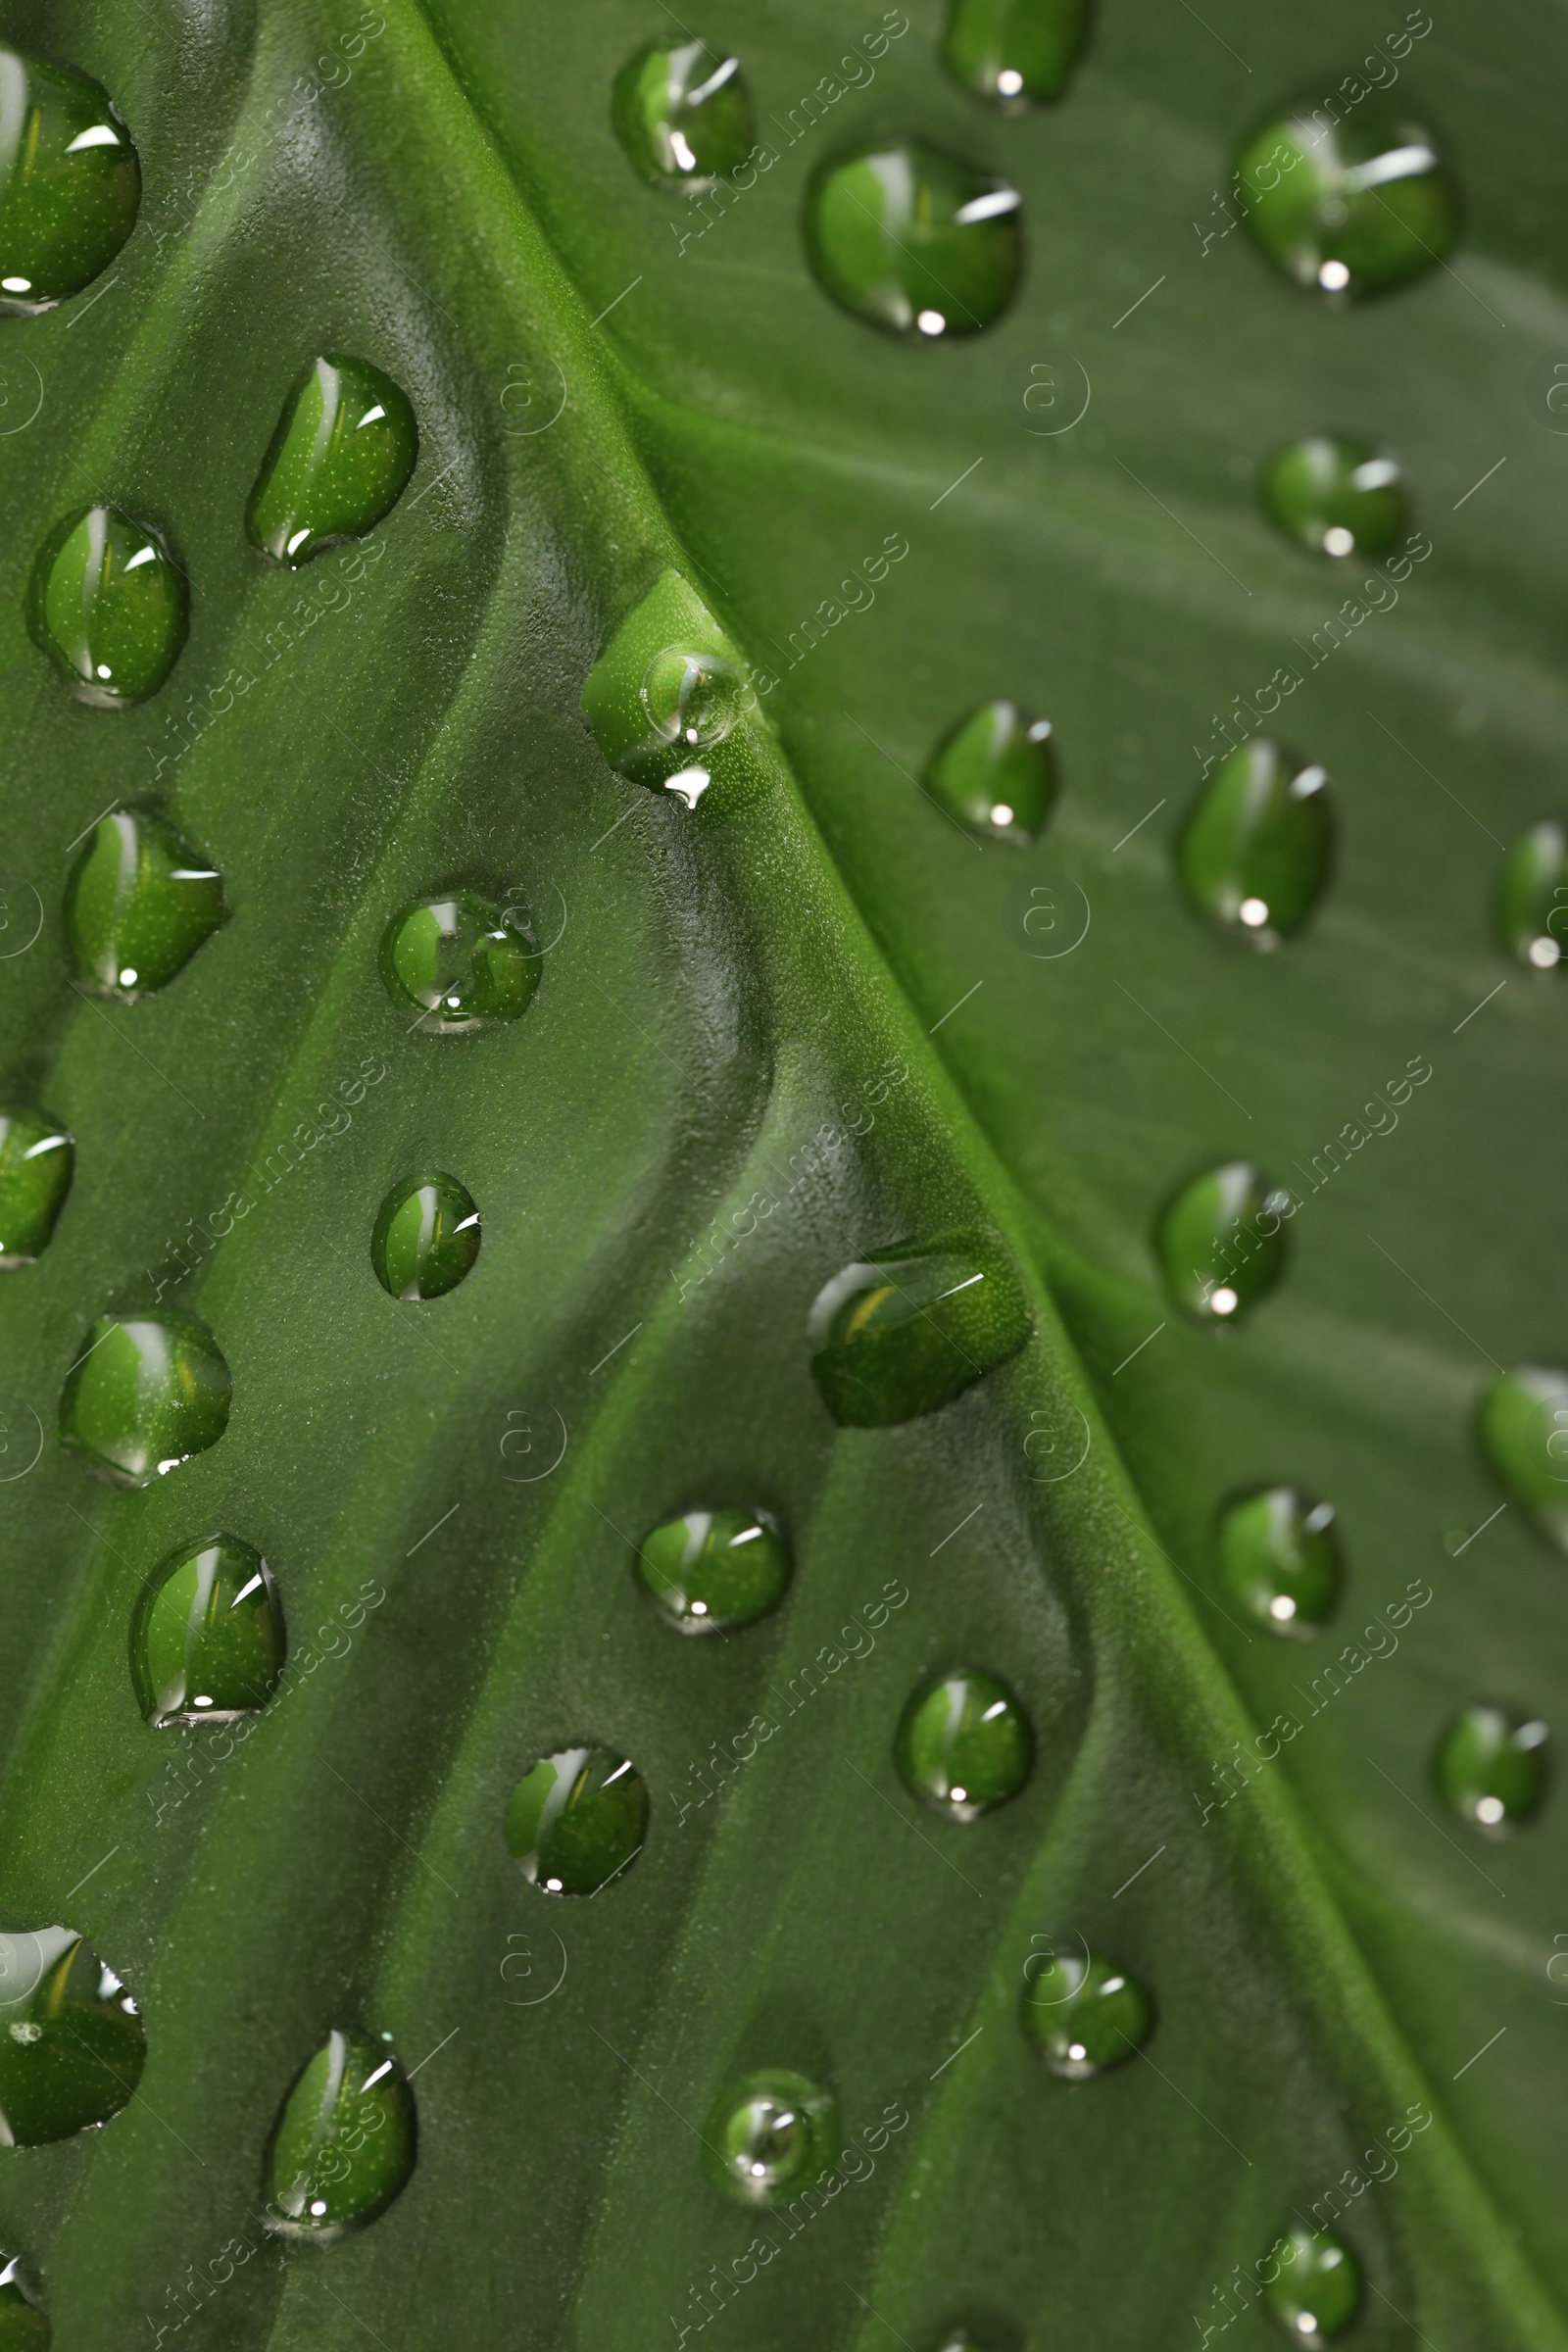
[612,39,755,188]
[1236,101,1457,300]
[247,357,417,567]
[28,508,187,707]
[942,0,1090,104]
[0,1926,146,2144]
[506,1747,648,1895]
[805,141,1023,338]
[1495,821,1568,971]
[895,1667,1033,1821]
[582,570,765,808]
[1175,741,1333,946]
[1477,1365,1568,1552]
[0,47,138,314]
[1156,1162,1292,1326]
[370,1173,481,1301]
[634,1507,790,1635]
[1218,1488,1342,1637]
[1435,1704,1548,1836]
[379,890,541,1031]
[65,808,224,999]
[264,2029,416,2241]
[1021,1950,1152,2078]
[1261,435,1409,560]
[130,1533,285,1728]
[808,1230,1032,1426]
[925,701,1060,842]
[1263,2227,1361,2344]
[0,2252,48,2348]
[0,1110,73,1268]
[59,1309,231,1488]
[702,2068,838,2204]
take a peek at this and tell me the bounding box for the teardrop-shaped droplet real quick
[1021,1950,1152,2079]
[264,2029,416,2241]
[0,1110,73,1269]
[582,571,769,810]
[1218,1488,1342,1637]
[1156,1162,1292,1326]
[1495,821,1568,971]
[130,1533,285,1728]
[895,1666,1033,1821]
[942,0,1090,104]
[808,1229,1031,1427]
[1236,100,1457,300]
[1263,2227,1361,2344]
[0,1926,145,2145]
[612,39,755,188]
[0,47,138,314]
[1435,1704,1548,1836]
[0,2254,48,2349]
[370,1172,480,1301]
[1477,1365,1568,1552]
[247,356,417,567]
[506,1747,648,1895]
[1175,740,1334,946]
[635,1507,790,1635]
[702,2068,839,2205]
[378,890,541,1031]
[65,808,224,999]
[805,141,1023,339]
[28,508,186,707]
[59,1308,231,1488]
[1261,435,1409,560]
[925,701,1060,842]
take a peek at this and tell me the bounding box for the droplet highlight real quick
[925,700,1060,843]
[0,2254,48,2349]
[379,890,541,1031]
[0,1110,73,1268]
[805,140,1023,338]
[1261,435,1408,560]
[1175,740,1334,947]
[370,1173,481,1301]
[612,39,755,188]
[0,47,139,314]
[1219,1488,1342,1636]
[895,1666,1033,1821]
[1495,821,1568,971]
[28,508,187,707]
[130,1533,285,1728]
[1157,1162,1291,1326]
[247,356,417,567]
[264,2029,416,2241]
[1263,2227,1361,2344]
[1236,102,1457,300]
[635,1507,789,1635]
[808,1229,1031,1427]
[65,808,224,999]
[59,1308,231,1488]
[703,2068,839,2205]
[1477,1365,1568,1552]
[0,1926,145,2145]
[1021,1950,1152,2079]
[506,1747,648,1895]
[1435,1704,1548,1836]
[942,0,1090,104]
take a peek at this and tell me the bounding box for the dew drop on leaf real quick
[1155,1162,1291,1327]
[379,890,541,1031]
[59,1309,231,1488]
[804,140,1023,339]
[27,509,187,707]
[0,47,138,314]
[1476,1364,1568,1552]
[0,1926,145,2145]
[941,0,1091,105]
[1235,99,1457,300]
[895,1666,1033,1820]
[634,1507,790,1634]
[0,2252,48,2348]
[264,2028,416,2241]
[612,39,755,188]
[506,1747,649,1895]
[1494,821,1568,971]
[1175,740,1334,946]
[0,1110,73,1268]
[808,1231,1032,1426]
[130,1533,285,1728]
[1434,1704,1549,1836]
[64,808,224,1000]
[1263,2226,1362,2343]
[1021,1950,1152,2078]
[370,1173,481,1301]
[1218,1488,1343,1637]
[702,2067,838,2204]
[1260,435,1409,560]
[925,700,1060,843]
[246,356,417,567]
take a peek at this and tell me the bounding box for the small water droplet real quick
[1218,1488,1342,1637]
[805,141,1023,338]
[0,1110,73,1268]
[370,1173,481,1301]
[635,1507,790,1634]
[942,0,1090,103]
[28,508,186,706]
[1435,1703,1548,1836]
[0,1926,146,2144]
[59,1308,231,1487]
[1263,2227,1361,2344]
[1021,1950,1152,2078]
[702,2068,838,2204]
[264,2029,416,2241]
[895,1667,1033,1820]
[65,808,224,999]
[612,39,755,188]
[1156,1162,1291,1326]
[0,47,138,314]
[1477,1365,1568,1552]
[130,1533,285,1727]
[0,2250,48,2348]
[506,1747,648,1894]
[247,356,417,567]
[1261,435,1409,560]
[582,570,765,808]
[925,701,1060,843]
[1175,741,1334,946]
[1236,101,1457,300]
[379,890,541,1031]
[808,1230,1032,1426]
[1495,821,1568,971]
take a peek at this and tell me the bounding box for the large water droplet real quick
[942,0,1090,104]
[612,39,755,188]
[1157,1162,1291,1326]
[65,808,224,1000]
[1175,740,1334,947]
[379,890,541,1031]
[0,2254,48,2349]
[247,356,417,567]
[1219,1488,1342,1637]
[506,1748,648,1895]
[1021,1950,1152,2079]
[0,47,138,314]
[1263,2226,1361,2344]
[925,700,1060,842]
[1261,435,1409,560]
[1435,1704,1548,1836]
[702,2068,838,2205]
[808,1230,1031,1426]
[264,2029,416,2241]
[805,141,1023,339]
[635,1507,789,1635]
[370,1173,480,1301]
[1477,1366,1568,1551]
[58,1308,231,1488]
[0,1110,73,1269]
[895,1667,1033,1820]
[1236,101,1457,300]
[582,570,765,808]
[28,509,187,707]
[1495,822,1568,971]
[0,1926,145,2145]
[130,1533,285,1728]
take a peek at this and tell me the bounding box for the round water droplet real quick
[0,47,138,314]
[65,808,224,999]
[130,1533,285,1728]
[0,1926,145,2144]
[1218,1488,1342,1637]
[1236,100,1457,301]
[805,141,1023,339]
[265,2029,416,2241]
[247,356,417,567]
[0,2253,48,2350]
[634,1507,790,1635]
[506,1747,648,1895]
[1175,740,1334,947]
[1263,2227,1361,2344]
[370,1173,481,1301]
[379,890,541,1032]
[28,508,187,707]
[808,1230,1031,1427]
[1477,1365,1568,1552]
[895,1666,1033,1821]
[1261,435,1409,560]
[1495,821,1568,971]
[942,0,1090,104]
[925,701,1060,843]
[1021,1950,1152,2078]
[612,39,755,188]
[1156,1162,1292,1326]
[702,2068,838,2205]
[640,647,746,754]
[59,1308,231,1488]
[0,1109,73,1269]
[1435,1704,1548,1836]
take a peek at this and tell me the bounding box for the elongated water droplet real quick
[582,570,765,809]
[1435,1704,1548,1835]
[1156,1162,1291,1326]
[506,1747,648,1895]
[379,890,540,1031]
[926,701,1060,842]
[612,39,755,187]
[805,141,1023,339]
[1496,821,1568,971]
[1263,2227,1361,2344]
[703,2068,838,2204]
[28,508,186,707]
[1021,1950,1152,2078]
[0,2254,48,2349]
[895,1666,1033,1820]
[130,1533,285,1727]
[247,356,416,567]
[942,0,1090,103]
[264,2029,416,2241]
[0,1926,145,2144]
[1477,1365,1568,1551]
[1261,435,1408,560]
[65,808,224,999]
[635,1507,789,1635]
[1175,740,1334,946]
[1219,1488,1342,1636]
[0,47,138,314]
[59,1308,231,1488]
[0,1110,73,1268]
[370,1173,480,1301]
[1236,100,1457,300]
[808,1230,1031,1427]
